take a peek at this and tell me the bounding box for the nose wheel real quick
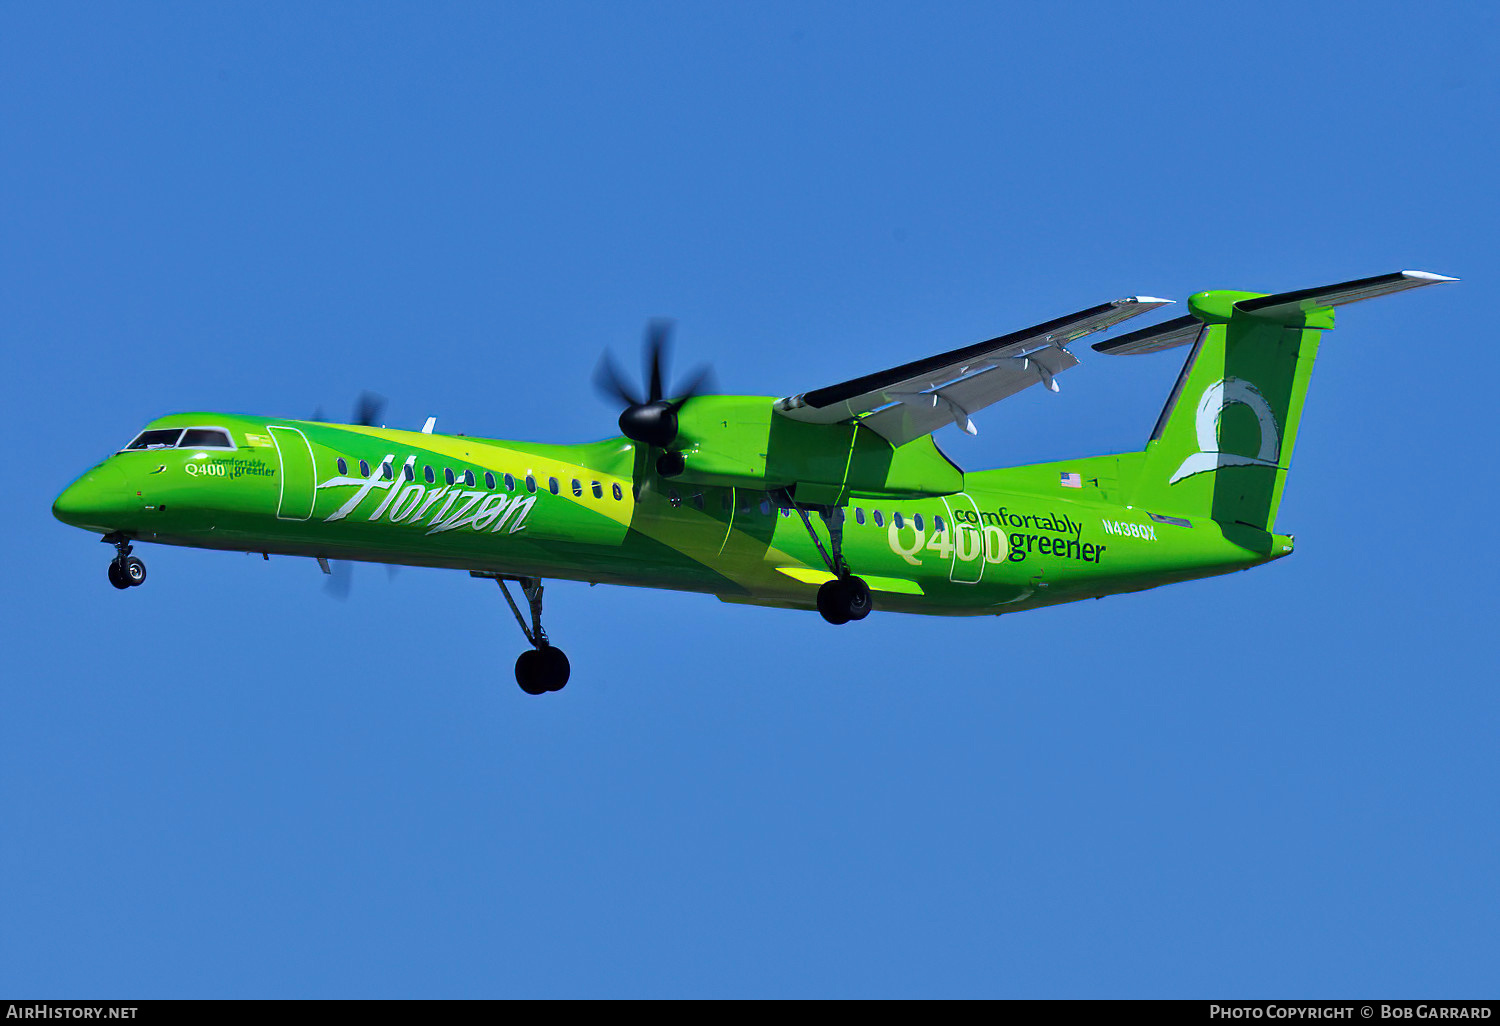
[104,534,146,589]
[476,574,570,694]
[515,645,571,696]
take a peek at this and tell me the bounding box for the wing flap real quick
[860,346,1080,444]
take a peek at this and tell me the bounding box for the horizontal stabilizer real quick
[1236,270,1457,322]
[1093,315,1203,356]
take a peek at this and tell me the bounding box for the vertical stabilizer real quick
[1097,271,1455,542]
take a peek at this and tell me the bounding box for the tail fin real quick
[1099,271,1455,538]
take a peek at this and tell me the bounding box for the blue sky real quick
[2,1,1495,998]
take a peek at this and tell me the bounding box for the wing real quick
[773,296,1172,445]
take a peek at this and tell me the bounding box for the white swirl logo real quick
[1169,377,1282,485]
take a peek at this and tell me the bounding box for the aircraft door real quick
[268,426,316,521]
[940,492,986,584]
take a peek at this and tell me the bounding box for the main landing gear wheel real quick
[817,575,872,625]
[515,646,571,695]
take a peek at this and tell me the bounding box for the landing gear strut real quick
[104,533,146,590]
[779,491,873,626]
[490,575,570,695]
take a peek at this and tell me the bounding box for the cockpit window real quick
[179,428,234,449]
[123,427,237,452]
[123,429,183,451]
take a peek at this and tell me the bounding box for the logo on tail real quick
[1169,377,1282,484]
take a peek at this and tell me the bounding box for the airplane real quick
[53,270,1455,694]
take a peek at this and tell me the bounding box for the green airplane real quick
[53,270,1454,694]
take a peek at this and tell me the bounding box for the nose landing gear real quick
[104,534,146,590]
[515,644,571,696]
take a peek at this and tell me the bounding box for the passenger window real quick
[592,481,602,498]
[463,470,475,486]
[894,512,904,529]
[179,428,232,449]
[612,483,623,501]
[934,515,946,532]
[380,461,393,480]
[855,507,865,525]
[669,489,681,507]
[337,458,348,475]
[873,511,885,527]
[359,460,370,478]
[424,465,435,484]
[760,498,771,515]
[123,429,183,451]
[913,513,924,531]
[549,477,559,495]
[572,479,583,497]
[692,493,704,510]
[525,474,536,493]
[404,463,415,482]
[485,472,495,489]
[444,468,455,485]
[504,473,515,492]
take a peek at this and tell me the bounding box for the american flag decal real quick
[1060,471,1082,488]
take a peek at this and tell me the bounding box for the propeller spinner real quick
[593,320,714,449]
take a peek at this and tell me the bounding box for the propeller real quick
[323,559,353,600]
[311,391,387,427]
[320,559,400,601]
[593,319,714,449]
[307,391,394,599]
[353,391,386,427]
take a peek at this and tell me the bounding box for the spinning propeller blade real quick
[597,320,716,449]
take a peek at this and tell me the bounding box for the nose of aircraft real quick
[53,464,133,530]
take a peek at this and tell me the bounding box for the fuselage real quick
[53,411,1290,615]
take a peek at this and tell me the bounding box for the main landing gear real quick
[104,533,146,590]
[816,575,872,626]
[484,574,570,695]
[779,491,874,626]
